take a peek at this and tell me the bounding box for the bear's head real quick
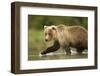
[44,25,57,41]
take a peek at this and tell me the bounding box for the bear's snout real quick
[45,39,49,41]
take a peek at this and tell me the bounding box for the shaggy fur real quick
[41,24,87,55]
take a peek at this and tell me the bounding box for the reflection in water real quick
[40,53,88,60]
[29,51,88,61]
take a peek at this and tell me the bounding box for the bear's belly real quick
[70,42,86,50]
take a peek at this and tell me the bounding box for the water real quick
[28,51,88,61]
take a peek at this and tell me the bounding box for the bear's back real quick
[57,25,87,35]
[67,26,87,34]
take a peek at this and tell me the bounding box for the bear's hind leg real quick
[64,46,71,55]
[77,48,84,54]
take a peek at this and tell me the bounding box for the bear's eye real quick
[45,33,52,36]
[45,33,47,36]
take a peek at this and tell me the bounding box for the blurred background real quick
[28,15,88,61]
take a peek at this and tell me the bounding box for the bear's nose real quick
[45,39,48,41]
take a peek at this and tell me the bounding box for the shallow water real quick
[28,52,88,61]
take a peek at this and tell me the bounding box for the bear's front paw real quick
[39,53,43,57]
[39,52,47,57]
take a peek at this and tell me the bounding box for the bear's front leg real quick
[41,40,60,55]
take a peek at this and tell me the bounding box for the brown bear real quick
[41,24,88,55]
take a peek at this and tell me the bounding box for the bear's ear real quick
[44,25,47,29]
[52,26,56,30]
